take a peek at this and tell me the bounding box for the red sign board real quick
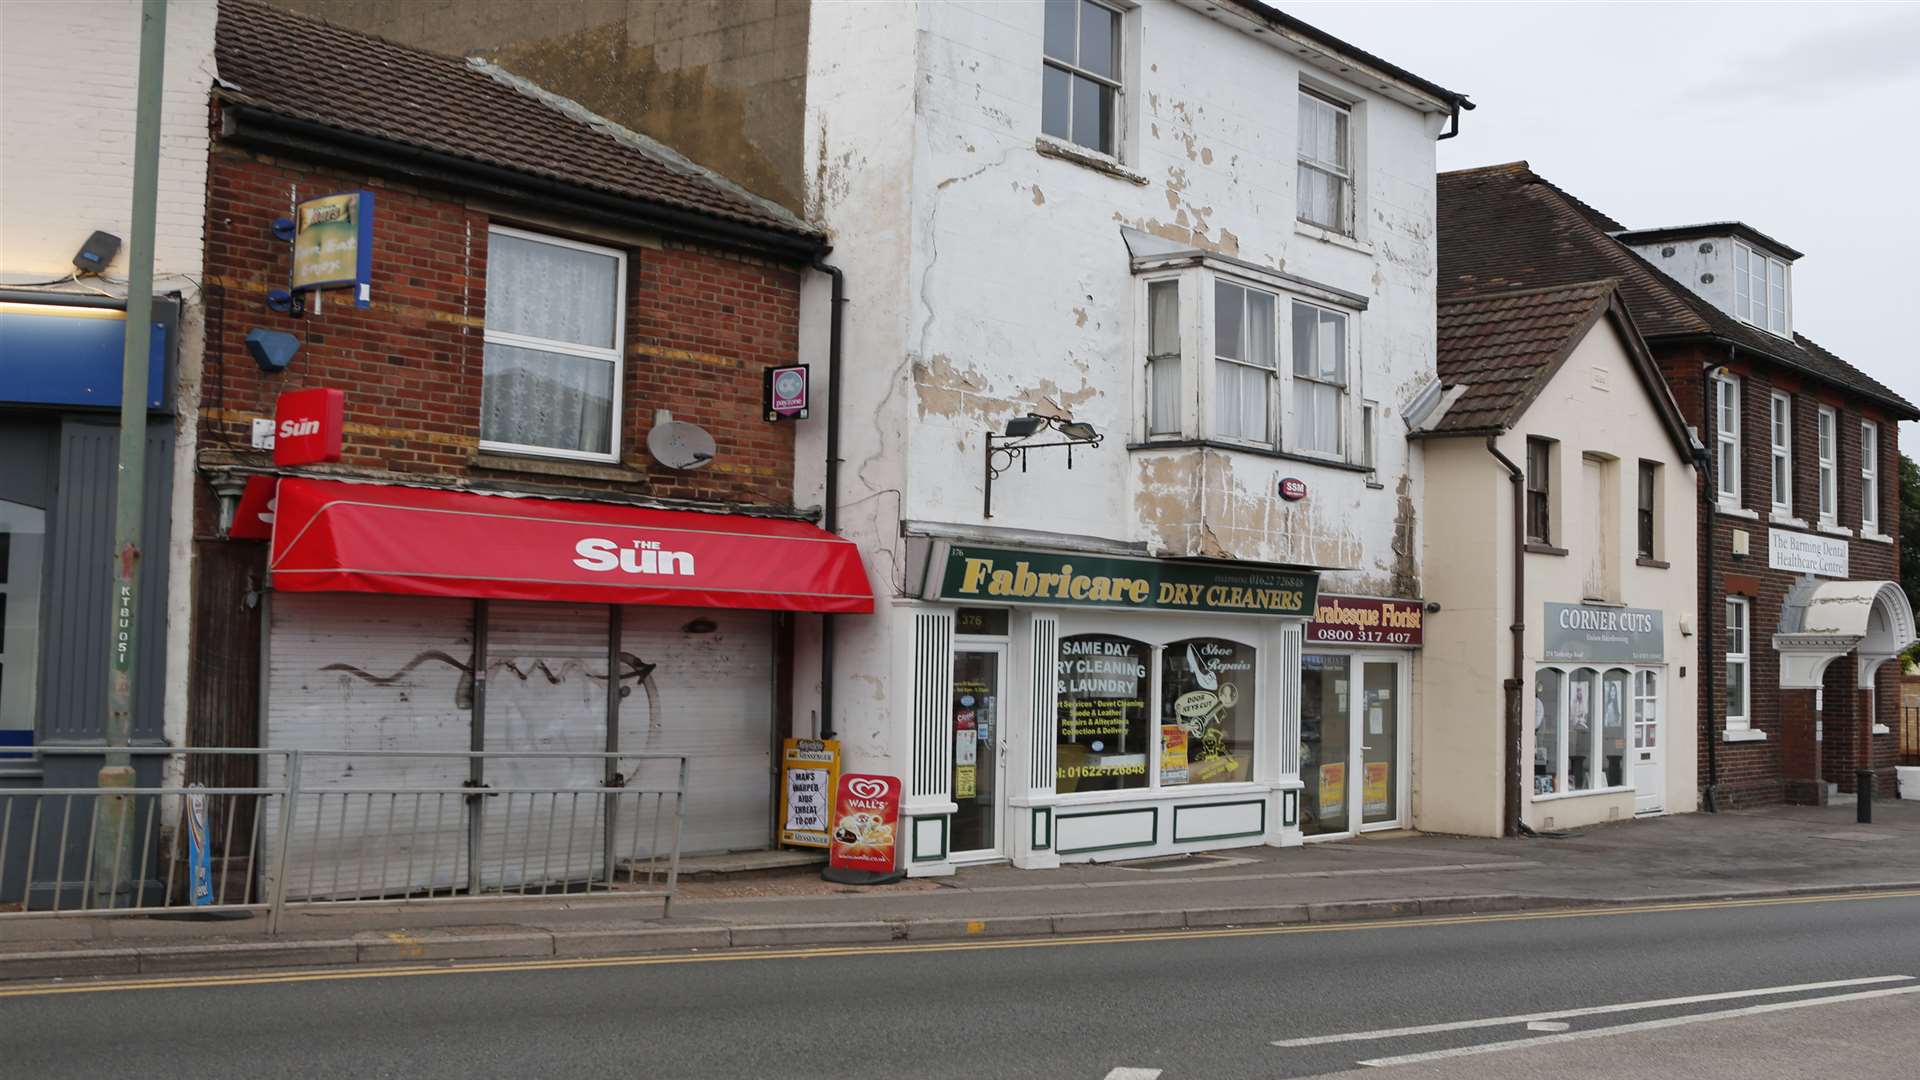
[827,773,901,874]
[272,388,344,466]
[1306,594,1425,647]
[227,475,278,541]
[267,477,874,613]
[1278,477,1308,501]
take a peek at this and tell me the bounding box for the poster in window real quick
[1318,762,1346,816]
[1161,726,1190,786]
[1056,634,1150,792]
[1160,639,1256,785]
[1363,761,1390,816]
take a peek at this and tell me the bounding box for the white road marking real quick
[1102,1069,1163,1080]
[1525,1021,1570,1032]
[1356,984,1920,1067]
[1271,973,1912,1046]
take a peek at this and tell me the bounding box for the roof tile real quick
[1433,281,1615,433]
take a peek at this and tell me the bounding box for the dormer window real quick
[1733,241,1789,338]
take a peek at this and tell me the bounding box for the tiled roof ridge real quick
[1438,278,1617,308]
[1437,160,1531,179]
[468,59,808,233]
[224,0,466,79]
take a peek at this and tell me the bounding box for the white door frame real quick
[1632,667,1666,815]
[950,641,1011,862]
[1303,649,1410,840]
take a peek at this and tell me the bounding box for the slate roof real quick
[214,0,816,242]
[1431,281,1617,434]
[1438,162,1915,419]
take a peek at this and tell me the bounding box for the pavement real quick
[4,886,1916,1078]
[1,799,1916,982]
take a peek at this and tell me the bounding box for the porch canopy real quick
[1774,577,1917,689]
[267,477,872,614]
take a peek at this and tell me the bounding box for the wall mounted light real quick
[983,413,1103,518]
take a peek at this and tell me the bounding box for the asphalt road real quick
[3,892,1918,1079]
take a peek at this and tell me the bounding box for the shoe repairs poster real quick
[779,738,840,849]
[828,773,901,874]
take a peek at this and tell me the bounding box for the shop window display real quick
[1300,653,1351,834]
[1533,668,1564,795]
[1159,638,1255,786]
[1056,634,1151,792]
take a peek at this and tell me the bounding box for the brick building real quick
[1440,163,1917,808]
[189,0,868,888]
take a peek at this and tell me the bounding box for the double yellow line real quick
[4,888,1915,1000]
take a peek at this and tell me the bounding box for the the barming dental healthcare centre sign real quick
[930,544,1317,617]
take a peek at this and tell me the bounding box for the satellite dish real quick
[648,420,716,470]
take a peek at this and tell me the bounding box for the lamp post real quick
[983,413,1103,518]
[91,0,168,910]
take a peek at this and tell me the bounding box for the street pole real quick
[92,0,168,910]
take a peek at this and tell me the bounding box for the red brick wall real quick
[197,144,801,536]
[1658,342,1904,804]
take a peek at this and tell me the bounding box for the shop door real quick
[1632,670,1664,815]
[1359,660,1402,829]
[949,646,1007,860]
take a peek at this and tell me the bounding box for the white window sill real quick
[1861,530,1893,545]
[1033,135,1149,186]
[1769,512,1807,528]
[1293,220,1374,255]
[1029,781,1270,809]
[1723,728,1769,743]
[1872,724,1891,735]
[1716,505,1760,521]
[1817,523,1854,538]
[1531,784,1634,804]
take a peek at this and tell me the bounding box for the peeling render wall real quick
[806,0,1448,776]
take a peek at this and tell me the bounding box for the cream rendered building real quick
[1416,281,1700,836]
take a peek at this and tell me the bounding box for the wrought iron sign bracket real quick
[983,414,1103,519]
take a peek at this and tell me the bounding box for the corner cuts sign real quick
[1542,603,1665,663]
[932,544,1316,617]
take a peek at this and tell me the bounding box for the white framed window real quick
[1632,669,1659,751]
[1042,0,1123,158]
[1724,597,1750,732]
[1531,664,1639,798]
[1297,89,1353,235]
[1713,373,1741,508]
[480,225,627,461]
[1145,278,1182,437]
[1816,406,1837,526]
[1212,279,1277,445]
[1732,242,1789,337]
[1768,391,1792,515]
[1290,299,1348,456]
[1861,420,1881,534]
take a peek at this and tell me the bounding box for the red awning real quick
[268,478,872,614]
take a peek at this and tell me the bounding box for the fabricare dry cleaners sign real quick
[1541,603,1665,663]
[1768,528,1849,579]
[1307,595,1424,646]
[930,544,1316,617]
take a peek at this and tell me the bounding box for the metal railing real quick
[1901,706,1920,766]
[0,747,688,931]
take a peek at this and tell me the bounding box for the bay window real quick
[480,226,626,461]
[1713,374,1741,508]
[1861,420,1881,534]
[1136,268,1362,464]
[1816,406,1837,526]
[1534,664,1645,798]
[1213,280,1277,444]
[1291,300,1348,456]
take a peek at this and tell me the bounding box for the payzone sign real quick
[273,388,345,466]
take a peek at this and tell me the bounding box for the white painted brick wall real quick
[0,0,216,283]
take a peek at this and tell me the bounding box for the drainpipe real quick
[812,254,847,740]
[1698,350,1730,811]
[1486,437,1527,838]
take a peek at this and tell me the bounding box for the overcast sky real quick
[1284,1,1920,456]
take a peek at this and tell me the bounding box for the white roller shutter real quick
[262,593,475,900]
[618,607,773,855]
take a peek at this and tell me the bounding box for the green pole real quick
[92,0,169,910]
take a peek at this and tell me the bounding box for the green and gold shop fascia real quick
[932,544,1318,617]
